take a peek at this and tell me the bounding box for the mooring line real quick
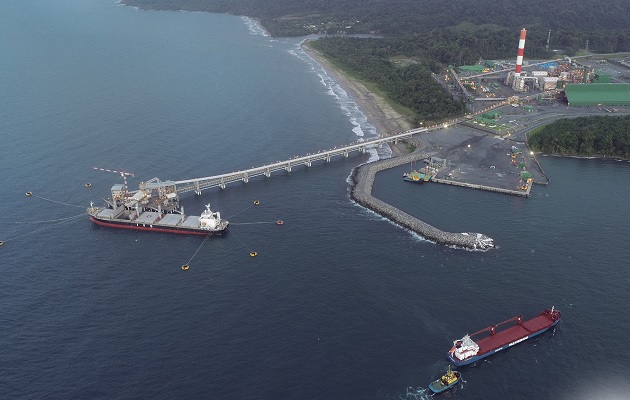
[224,203,255,219]
[184,233,212,266]
[228,221,276,225]
[226,227,254,254]
[1,213,85,243]
[31,194,85,209]
[0,213,86,224]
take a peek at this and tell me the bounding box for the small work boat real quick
[428,365,461,394]
[403,170,426,183]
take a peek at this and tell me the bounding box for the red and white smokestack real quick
[515,28,527,75]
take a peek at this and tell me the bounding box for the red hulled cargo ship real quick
[447,307,560,366]
[87,176,228,236]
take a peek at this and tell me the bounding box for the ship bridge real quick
[172,128,427,195]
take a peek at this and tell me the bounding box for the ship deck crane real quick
[92,167,135,195]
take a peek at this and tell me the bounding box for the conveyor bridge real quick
[172,128,426,195]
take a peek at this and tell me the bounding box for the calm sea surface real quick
[1,1,630,399]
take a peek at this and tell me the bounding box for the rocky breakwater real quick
[350,152,494,250]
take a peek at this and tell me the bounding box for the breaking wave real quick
[241,16,269,37]
[290,39,391,162]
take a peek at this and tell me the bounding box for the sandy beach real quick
[301,42,413,141]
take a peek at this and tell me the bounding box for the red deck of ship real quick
[475,314,555,353]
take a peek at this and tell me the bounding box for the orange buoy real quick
[276,220,284,225]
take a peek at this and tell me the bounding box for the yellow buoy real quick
[253,200,260,205]
[85,183,92,188]
[181,265,190,271]
[25,192,32,196]
[250,251,258,257]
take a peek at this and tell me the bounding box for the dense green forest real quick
[308,39,465,121]
[528,116,630,158]
[124,0,630,54]
[313,26,558,72]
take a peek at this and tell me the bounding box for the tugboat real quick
[403,170,427,183]
[428,365,461,394]
[403,160,426,184]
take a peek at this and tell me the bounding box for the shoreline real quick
[301,42,413,146]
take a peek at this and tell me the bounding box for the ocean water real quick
[1,1,630,399]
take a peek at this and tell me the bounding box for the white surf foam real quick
[241,16,269,37]
[289,39,392,162]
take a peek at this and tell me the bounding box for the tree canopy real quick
[528,115,630,158]
[124,0,630,54]
[309,38,465,122]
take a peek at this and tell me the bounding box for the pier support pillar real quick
[265,169,270,177]
[326,155,331,162]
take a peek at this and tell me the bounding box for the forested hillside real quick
[124,0,630,54]
[313,26,558,71]
[528,116,630,158]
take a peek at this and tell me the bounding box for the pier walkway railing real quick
[173,128,427,195]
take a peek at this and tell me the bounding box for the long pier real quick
[173,128,426,195]
[431,178,531,197]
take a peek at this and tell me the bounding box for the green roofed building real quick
[520,171,533,180]
[474,116,497,126]
[565,83,630,106]
[482,111,501,119]
[458,65,487,73]
[592,73,611,84]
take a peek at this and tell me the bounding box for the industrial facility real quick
[447,28,630,108]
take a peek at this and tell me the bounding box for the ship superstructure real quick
[447,307,561,366]
[87,177,228,235]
